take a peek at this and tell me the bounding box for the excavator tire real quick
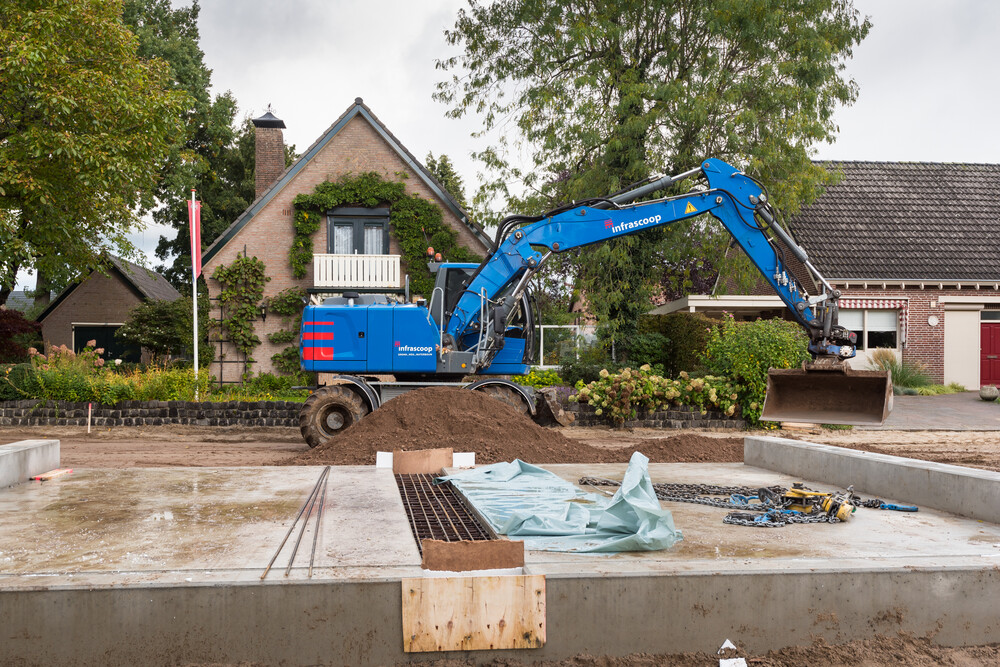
[299,385,369,448]
[472,384,532,416]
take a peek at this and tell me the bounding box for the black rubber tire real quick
[472,384,531,415]
[299,385,369,449]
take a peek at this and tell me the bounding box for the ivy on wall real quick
[212,255,270,364]
[291,172,481,294]
[266,286,307,375]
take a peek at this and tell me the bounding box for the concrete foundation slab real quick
[0,439,59,489]
[2,452,1000,665]
[746,435,1000,523]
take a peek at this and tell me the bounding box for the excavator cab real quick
[762,365,893,426]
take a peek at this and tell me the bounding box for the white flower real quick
[114,359,123,366]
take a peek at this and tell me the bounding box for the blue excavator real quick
[297,158,892,447]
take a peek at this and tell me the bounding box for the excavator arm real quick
[443,158,891,426]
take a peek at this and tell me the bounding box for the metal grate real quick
[395,473,495,554]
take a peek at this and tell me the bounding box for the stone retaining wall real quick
[0,400,300,428]
[567,402,744,429]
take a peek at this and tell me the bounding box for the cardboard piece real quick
[392,448,453,474]
[30,468,73,481]
[401,574,545,652]
[421,539,524,572]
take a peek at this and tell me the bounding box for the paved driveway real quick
[863,391,1000,430]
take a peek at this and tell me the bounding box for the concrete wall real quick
[204,113,488,382]
[0,439,59,488]
[39,271,143,350]
[3,569,1000,665]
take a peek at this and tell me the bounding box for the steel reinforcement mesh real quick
[395,473,495,554]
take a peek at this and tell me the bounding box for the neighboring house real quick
[36,257,181,362]
[201,98,491,382]
[652,162,1000,389]
[4,291,34,313]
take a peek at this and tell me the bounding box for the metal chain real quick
[580,477,843,528]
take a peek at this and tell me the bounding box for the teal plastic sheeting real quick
[438,452,682,552]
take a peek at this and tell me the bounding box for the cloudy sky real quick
[16,0,1000,290]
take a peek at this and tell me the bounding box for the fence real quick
[536,324,598,369]
[313,253,400,289]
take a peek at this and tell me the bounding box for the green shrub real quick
[208,372,312,402]
[867,348,931,389]
[915,382,966,396]
[559,341,619,386]
[512,368,564,389]
[639,312,718,377]
[0,363,39,400]
[701,315,811,427]
[625,331,669,368]
[570,365,740,425]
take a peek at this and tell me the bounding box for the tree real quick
[121,0,250,286]
[0,0,187,307]
[437,0,869,355]
[425,152,469,211]
[116,296,210,364]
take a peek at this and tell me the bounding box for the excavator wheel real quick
[472,384,532,416]
[299,385,370,448]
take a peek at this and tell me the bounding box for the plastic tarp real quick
[437,452,682,552]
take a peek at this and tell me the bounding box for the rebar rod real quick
[307,469,330,578]
[285,466,330,577]
[260,466,329,580]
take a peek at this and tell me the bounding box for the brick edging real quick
[567,402,744,429]
[0,400,301,428]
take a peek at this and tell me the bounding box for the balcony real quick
[313,253,401,289]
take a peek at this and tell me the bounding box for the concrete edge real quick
[745,435,1000,523]
[0,439,60,488]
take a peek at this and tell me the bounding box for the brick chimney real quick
[252,106,286,199]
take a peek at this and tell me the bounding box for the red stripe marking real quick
[303,347,334,361]
[303,332,334,340]
[303,321,336,326]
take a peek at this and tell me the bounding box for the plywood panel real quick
[392,448,453,474]
[421,539,524,572]
[401,575,545,652]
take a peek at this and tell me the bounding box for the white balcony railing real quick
[313,253,401,289]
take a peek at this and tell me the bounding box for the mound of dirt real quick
[283,386,743,466]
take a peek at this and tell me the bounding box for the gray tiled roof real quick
[790,162,1000,281]
[5,290,33,312]
[109,256,181,302]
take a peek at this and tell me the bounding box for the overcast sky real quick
[16,0,1000,291]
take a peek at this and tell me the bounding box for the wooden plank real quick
[401,575,545,652]
[392,447,453,474]
[421,539,524,572]
[30,468,73,481]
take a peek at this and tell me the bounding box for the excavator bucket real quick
[761,367,893,426]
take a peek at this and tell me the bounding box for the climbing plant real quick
[291,172,481,294]
[265,286,307,374]
[212,255,270,363]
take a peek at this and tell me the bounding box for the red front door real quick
[981,323,1000,386]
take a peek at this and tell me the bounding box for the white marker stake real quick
[87,402,92,434]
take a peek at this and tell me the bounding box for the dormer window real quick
[327,207,390,255]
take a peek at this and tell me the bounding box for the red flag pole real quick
[189,189,201,400]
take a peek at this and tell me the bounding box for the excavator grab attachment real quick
[761,366,893,426]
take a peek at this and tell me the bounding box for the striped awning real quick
[838,298,909,345]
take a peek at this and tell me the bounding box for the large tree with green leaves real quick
[121,0,258,287]
[0,0,187,307]
[437,0,869,355]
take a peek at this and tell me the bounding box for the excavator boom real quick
[444,158,891,426]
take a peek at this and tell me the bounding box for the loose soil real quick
[283,386,743,466]
[185,635,1000,666]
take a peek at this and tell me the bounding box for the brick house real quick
[652,162,1000,388]
[201,98,491,382]
[36,256,181,362]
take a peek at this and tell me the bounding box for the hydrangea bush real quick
[569,364,739,425]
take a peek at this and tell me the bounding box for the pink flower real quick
[86,340,97,348]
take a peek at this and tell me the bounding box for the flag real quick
[188,193,202,277]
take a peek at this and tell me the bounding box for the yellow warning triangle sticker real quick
[684,202,697,214]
